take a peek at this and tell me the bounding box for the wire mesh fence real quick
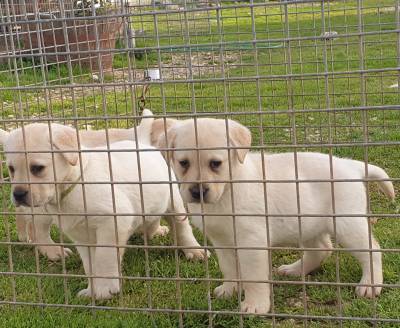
[0,0,399,327]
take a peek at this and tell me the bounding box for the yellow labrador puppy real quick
[0,112,206,263]
[1,111,208,299]
[156,118,395,313]
[0,116,158,260]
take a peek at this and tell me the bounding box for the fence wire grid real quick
[0,0,399,327]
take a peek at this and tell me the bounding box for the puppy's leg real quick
[213,249,239,299]
[76,246,95,296]
[166,185,209,260]
[16,210,31,242]
[36,217,73,261]
[337,218,382,298]
[165,216,209,260]
[78,221,130,300]
[278,234,332,276]
[239,249,271,314]
[25,213,73,261]
[16,207,44,242]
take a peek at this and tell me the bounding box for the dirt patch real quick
[46,51,241,99]
[1,51,242,117]
[160,52,242,80]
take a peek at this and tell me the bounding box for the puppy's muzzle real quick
[189,184,209,202]
[13,188,28,205]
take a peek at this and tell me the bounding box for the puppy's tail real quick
[132,109,154,145]
[361,163,395,201]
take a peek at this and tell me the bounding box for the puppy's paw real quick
[39,246,73,261]
[63,247,74,257]
[241,299,270,314]
[148,225,169,239]
[155,226,170,237]
[183,248,210,261]
[277,263,302,276]
[77,279,120,300]
[214,282,236,299]
[356,281,382,299]
[77,288,93,298]
[93,284,120,300]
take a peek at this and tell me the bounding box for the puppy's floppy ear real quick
[227,120,251,164]
[157,127,177,162]
[51,124,79,166]
[0,128,9,145]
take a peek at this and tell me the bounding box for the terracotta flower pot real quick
[22,13,122,71]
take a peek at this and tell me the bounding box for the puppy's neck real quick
[56,153,89,203]
[64,154,89,183]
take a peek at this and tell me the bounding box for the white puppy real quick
[1,114,207,299]
[0,114,161,260]
[157,118,395,314]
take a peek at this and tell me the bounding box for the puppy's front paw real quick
[93,284,119,300]
[241,299,270,314]
[77,279,120,300]
[183,248,210,261]
[214,282,236,299]
[39,246,73,261]
[356,281,382,299]
[277,263,302,276]
[77,287,93,298]
[148,225,170,239]
[154,225,170,237]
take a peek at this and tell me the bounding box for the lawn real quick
[0,1,399,327]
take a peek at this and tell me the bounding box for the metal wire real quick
[0,0,399,326]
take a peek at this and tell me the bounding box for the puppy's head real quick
[0,123,79,207]
[158,118,251,204]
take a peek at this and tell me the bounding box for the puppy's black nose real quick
[13,189,28,202]
[190,184,209,200]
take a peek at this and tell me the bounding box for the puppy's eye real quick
[30,165,45,175]
[209,160,222,170]
[179,160,190,169]
[8,166,15,174]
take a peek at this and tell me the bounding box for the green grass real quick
[1,1,399,327]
